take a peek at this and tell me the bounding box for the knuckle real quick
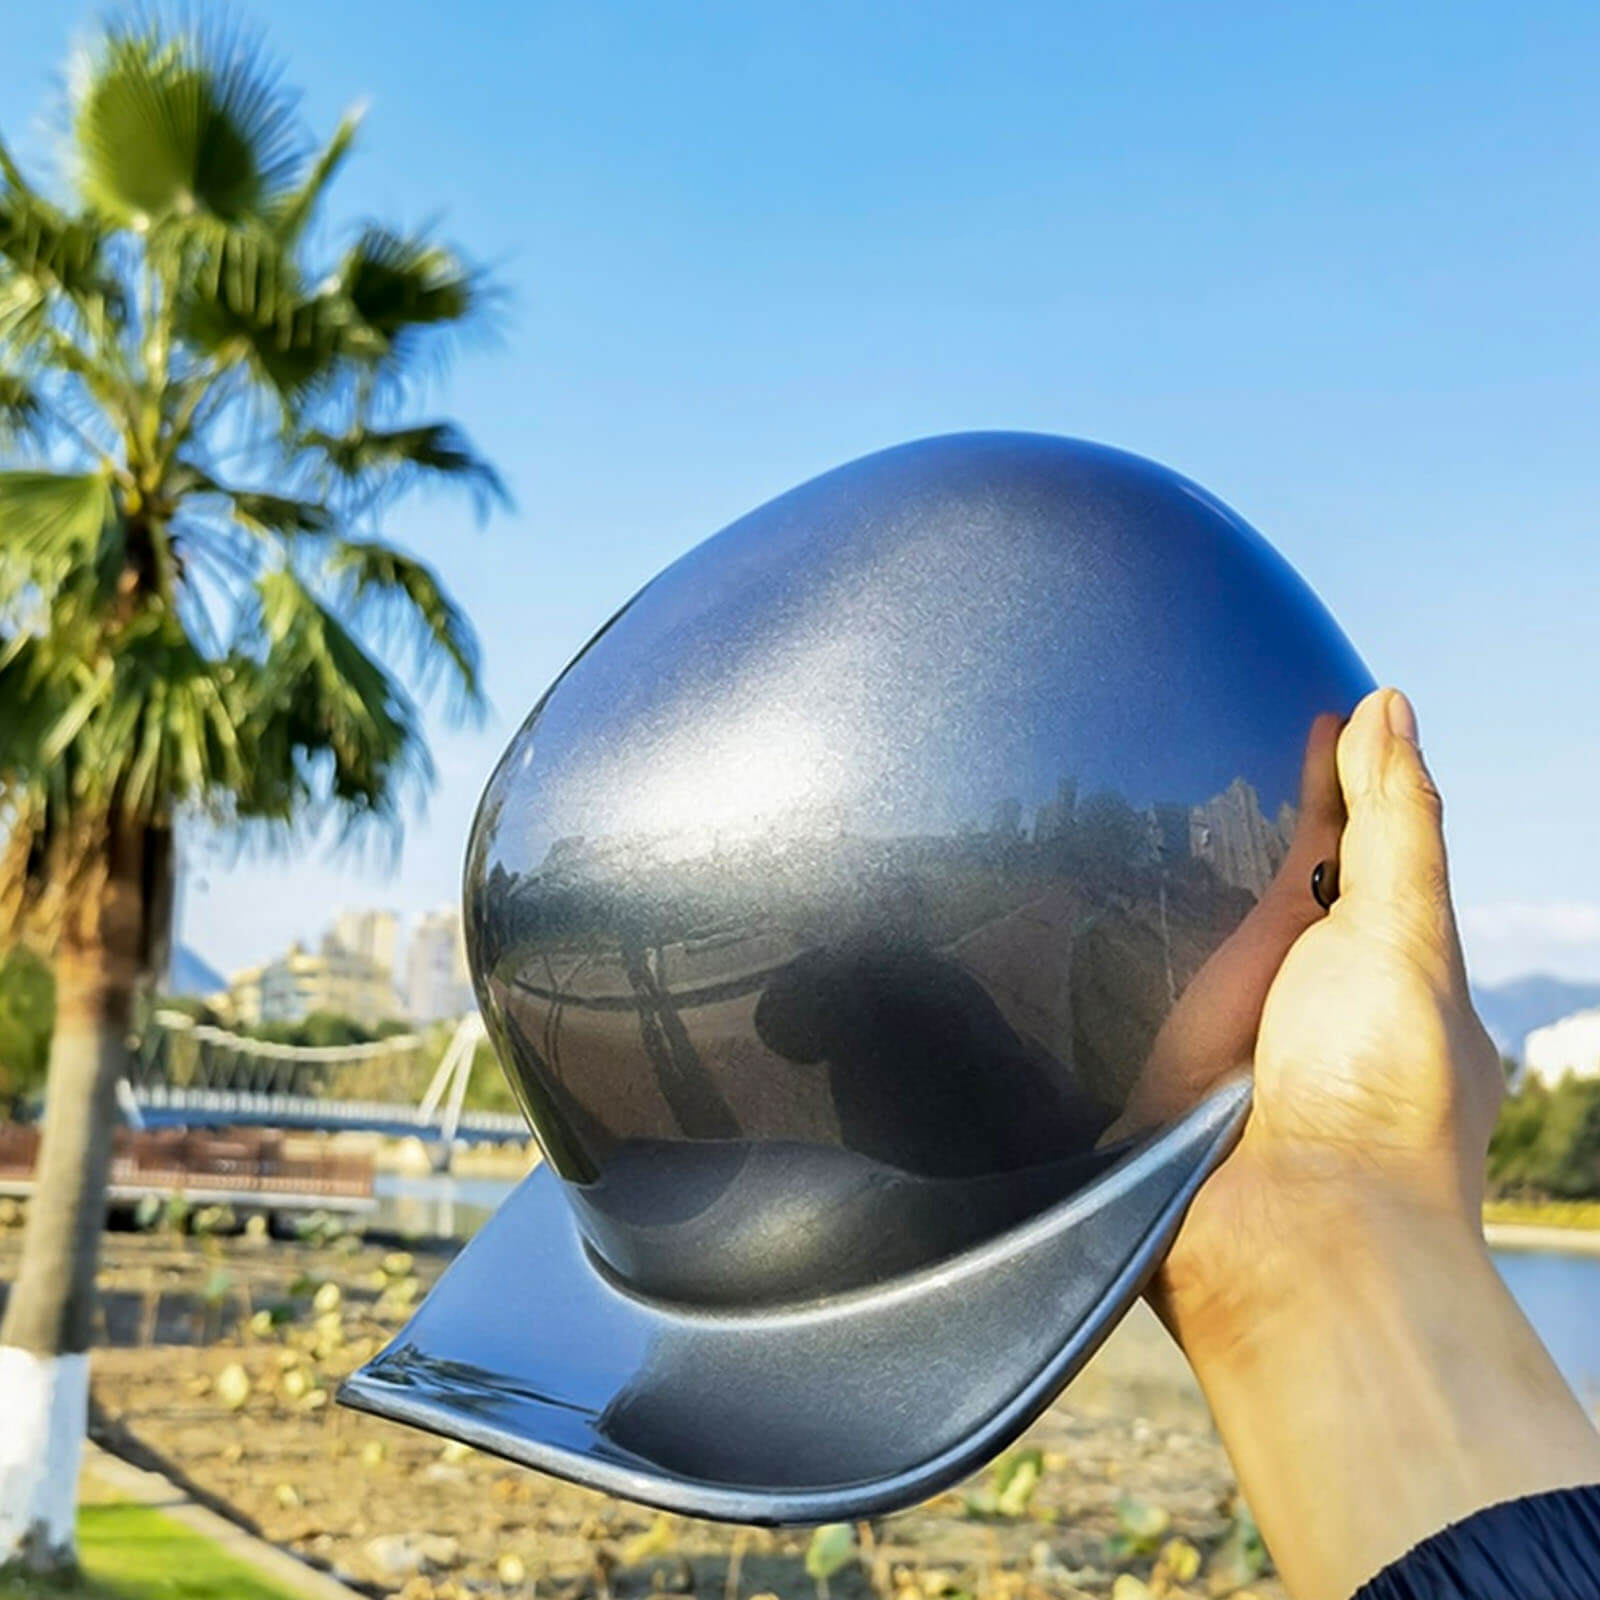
[1396,765,1444,825]
[1415,775,1444,823]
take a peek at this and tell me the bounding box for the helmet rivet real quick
[1311,859,1340,910]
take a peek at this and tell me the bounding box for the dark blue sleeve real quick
[1353,1485,1600,1600]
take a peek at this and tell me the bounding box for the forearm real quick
[1169,1203,1600,1600]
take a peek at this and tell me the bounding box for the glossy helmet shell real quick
[462,432,1371,1308]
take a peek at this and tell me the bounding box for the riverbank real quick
[1,1228,1283,1600]
[1484,1199,1600,1256]
[1485,1221,1600,1256]
[372,1136,536,1179]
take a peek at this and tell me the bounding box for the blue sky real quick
[6,2,1599,984]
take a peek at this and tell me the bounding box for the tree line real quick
[1487,1071,1600,1200]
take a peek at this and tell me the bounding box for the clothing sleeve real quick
[1353,1484,1600,1600]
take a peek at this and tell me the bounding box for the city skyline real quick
[213,904,472,1027]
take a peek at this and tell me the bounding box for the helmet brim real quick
[339,1074,1248,1525]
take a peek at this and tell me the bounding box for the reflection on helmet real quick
[754,939,1101,1178]
[464,432,1370,1309]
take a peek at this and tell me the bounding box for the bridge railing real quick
[122,1012,517,1144]
[132,1011,426,1098]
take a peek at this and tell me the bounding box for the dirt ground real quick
[0,1225,1283,1600]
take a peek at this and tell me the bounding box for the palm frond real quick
[179,248,349,399]
[0,306,123,422]
[300,421,507,518]
[0,631,68,783]
[271,106,363,245]
[325,539,482,715]
[0,371,45,449]
[339,227,484,352]
[98,621,245,816]
[0,139,118,315]
[193,299,345,399]
[169,458,331,540]
[0,469,121,599]
[248,567,428,827]
[176,214,294,314]
[226,487,332,538]
[73,20,305,227]
[1,614,242,813]
[181,224,488,399]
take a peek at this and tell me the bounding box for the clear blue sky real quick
[6,2,1599,985]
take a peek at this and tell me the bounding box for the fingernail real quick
[1386,690,1418,744]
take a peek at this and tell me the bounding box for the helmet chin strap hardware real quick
[1311,859,1340,910]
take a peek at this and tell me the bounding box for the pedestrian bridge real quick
[124,1085,527,1142]
[123,1011,529,1146]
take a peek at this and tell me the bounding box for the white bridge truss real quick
[121,1010,526,1144]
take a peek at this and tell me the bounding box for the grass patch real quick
[1,1503,307,1600]
[1485,1198,1600,1231]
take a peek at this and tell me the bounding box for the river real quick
[374,1174,1600,1405]
[1494,1247,1600,1407]
[372,1172,517,1241]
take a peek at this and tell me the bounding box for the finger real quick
[1334,688,1464,973]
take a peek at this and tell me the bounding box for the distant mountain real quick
[166,944,225,998]
[1471,975,1600,1059]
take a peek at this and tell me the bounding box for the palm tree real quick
[0,17,502,1572]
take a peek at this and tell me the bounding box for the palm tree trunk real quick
[0,826,150,1575]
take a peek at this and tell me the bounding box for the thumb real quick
[1333,689,1465,976]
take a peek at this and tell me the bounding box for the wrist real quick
[1159,1179,1486,1377]
[1161,1176,1600,1600]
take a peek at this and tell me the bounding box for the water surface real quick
[1494,1247,1600,1406]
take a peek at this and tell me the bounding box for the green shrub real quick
[1488,1074,1600,1200]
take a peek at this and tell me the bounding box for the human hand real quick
[1144,688,1600,1600]
[1153,687,1502,1349]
